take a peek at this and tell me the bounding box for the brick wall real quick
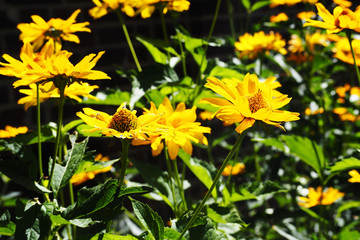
[0,0,260,128]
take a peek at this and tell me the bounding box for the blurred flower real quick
[298,186,345,208]
[333,0,352,8]
[198,110,214,121]
[201,74,300,134]
[269,0,301,8]
[77,103,161,139]
[304,107,324,115]
[222,163,245,176]
[304,3,360,34]
[333,107,359,121]
[17,9,90,52]
[235,31,287,59]
[348,169,360,183]
[270,13,289,22]
[70,154,112,185]
[0,40,110,88]
[0,126,28,138]
[333,37,360,66]
[297,11,316,20]
[132,98,211,160]
[18,81,99,110]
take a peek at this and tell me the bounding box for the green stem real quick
[118,139,130,187]
[172,158,188,212]
[346,30,360,85]
[164,143,178,217]
[159,8,170,57]
[115,9,142,72]
[177,130,248,240]
[69,182,76,239]
[177,31,187,77]
[48,82,66,189]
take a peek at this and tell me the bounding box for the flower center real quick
[45,27,63,38]
[246,90,269,113]
[108,108,138,133]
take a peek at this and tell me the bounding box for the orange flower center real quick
[246,91,269,113]
[108,108,138,133]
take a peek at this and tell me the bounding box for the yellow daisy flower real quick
[304,3,360,34]
[298,186,345,208]
[17,9,90,51]
[163,0,190,13]
[201,73,300,134]
[132,98,211,160]
[348,169,360,183]
[0,125,28,138]
[270,13,289,23]
[235,31,287,59]
[77,103,161,139]
[71,154,112,185]
[222,163,245,176]
[18,81,99,110]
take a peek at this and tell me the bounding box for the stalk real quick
[164,143,179,217]
[172,158,188,211]
[118,139,130,186]
[177,130,248,239]
[346,30,360,85]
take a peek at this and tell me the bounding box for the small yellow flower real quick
[201,74,299,134]
[222,163,245,176]
[198,110,215,121]
[270,13,289,23]
[17,9,90,51]
[70,154,112,185]
[77,103,161,139]
[333,107,358,121]
[132,98,211,160]
[297,11,316,20]
[298,186,344,208]
[348,169,360,183]
[304,3,360,34]
[304,107,324,116]
[335,83,351,98]
[0,126,28,138]
[269,0,301,8]
[235,31,287,59]
[17,81,99,110]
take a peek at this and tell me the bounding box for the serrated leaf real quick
[330,157,360,173]
[74,158,119,174]
[254,137,285,152]
[164,228,185,240]
[208,66,244,79]
[0,210,15,236]
[131,199,164,240]
[137,36,168,64]
[82,90,130,105]
[76,124,103,137]
[90,233,139,240]
[178,150,217,198]
[51,134,88,197]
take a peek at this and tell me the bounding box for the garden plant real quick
[1,0,360,239]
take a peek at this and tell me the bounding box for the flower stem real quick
[177,130,248,240]
[115,9,142,72]
[346,30,360,85]
[118,139,130,186]
[164,143,179,217]
[172,158,188,212]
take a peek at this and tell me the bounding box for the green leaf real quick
[0,210,15,236]
[208,66,244,79]
[137,36,168,64]
[81,89,130,105]
[74,158,119,175]
[50,214,94,228]
[131,198,164,240]
[254,137,286,152]
[206,203,246,228]
[299,206,329,224]
[164,228,185,240]
[51,134,88,197]
[250,1,270,11]
[330,157,360,173]
[63,119,84,133]
[339,221,360,240]
[178,150,217,198]
[90,233,139,240]
[282,135,326,177]
[241,0,251,10]
[337,201,360,217]
[76,124,103,137]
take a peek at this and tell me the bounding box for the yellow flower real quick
[297,11,316,20]
[71,154,112,185]
[18,81,99,110]
[201,74,300,134]
[222,163,245,176]
[132,98,211,160]
[270,13,289,23]
[0,125,28,138]
[163,0,190,13]
[348,169,360,183]
[17,9,90,51]
[235,31,287,59]
[0,41,110,88]
[269,0,301,8]
[333,37,360,66]
[333,0,352,8]
[304,107,324,116]
[198,110,214,121]
[304,3,360,34]
[298,186,345,208]
[333,107,359,121]
[77,103,161,139]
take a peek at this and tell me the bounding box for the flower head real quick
[348,169,360,183]
[304,3,360,34]
[18,81,99,110]
[77,103,161,139]
[0,126,28,138]
[235,31,287,59]
[222,163,245,176]
[270,13,289,23]
[201,74,300,134]
[298,186,344,208]
[132,98,211,160]
[17,9,90,51]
